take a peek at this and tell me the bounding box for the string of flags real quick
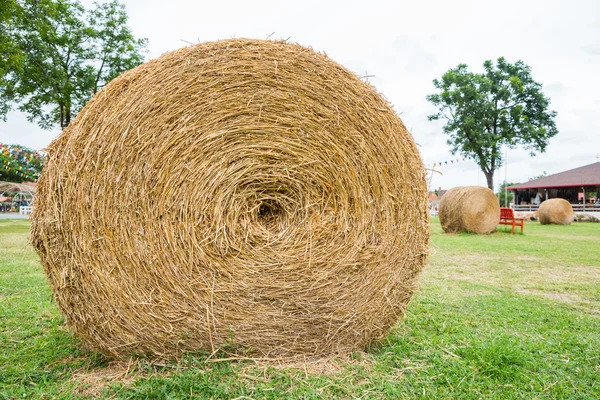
[0,143,44,181]
[432,158,466,168]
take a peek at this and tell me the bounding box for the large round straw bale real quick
[538,198,574,225]
[438,186,500,234]
[30,39,429,359]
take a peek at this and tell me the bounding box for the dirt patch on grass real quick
[67,353,366,397]
[516,288,600,314]
[425,262,600,288]
[247,352,374,375]
[69,360,142,398]
[517,289,585,304]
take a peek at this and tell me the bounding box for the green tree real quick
[0,0,22,118]
[0,0,147,129]
[528,171,548,181]
[0,144,44,182]
[496,181,518,207]
[427,58,558,190]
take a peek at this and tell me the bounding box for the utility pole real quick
[504,145,508,207]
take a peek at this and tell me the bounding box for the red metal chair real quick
[499,207,525,234]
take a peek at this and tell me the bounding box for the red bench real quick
[499,207,525,234]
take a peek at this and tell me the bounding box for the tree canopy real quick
[427,57,558,190]
[0,0,20,118]
[0,143,44,182]
[496,181,519,207]
[0,0,147,129]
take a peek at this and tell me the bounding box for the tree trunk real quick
[484,171,494,190]
[65,104,71,128]
[59,103,65,129]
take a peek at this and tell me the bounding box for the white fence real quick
[513,204,600,213]
[19,206,33,215]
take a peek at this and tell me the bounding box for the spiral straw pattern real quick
[31,39,429,359]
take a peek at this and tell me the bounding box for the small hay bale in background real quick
[30,39,429,359]
[438,186,500,234]
[538,198,574,225]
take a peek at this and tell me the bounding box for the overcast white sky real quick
[1,0,599,191]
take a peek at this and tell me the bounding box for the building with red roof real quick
[507,162,600,212]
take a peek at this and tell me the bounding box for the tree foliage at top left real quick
[0,0,147,130]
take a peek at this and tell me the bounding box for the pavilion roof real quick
[507,162,600,190]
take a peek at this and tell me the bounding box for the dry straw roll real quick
[538,198,574,225]
[439,186,500,234]
[30,39,429,359]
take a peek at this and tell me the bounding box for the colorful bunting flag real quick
[0,143,44,181]
[430,157,467,170]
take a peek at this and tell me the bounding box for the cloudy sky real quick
[1,0,599,190]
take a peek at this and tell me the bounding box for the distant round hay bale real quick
[30,39,429,359]
[438,186,500,234]
[538,198,574,225]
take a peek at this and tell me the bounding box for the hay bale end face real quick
[538,198,574,225]
[30,39,429,359]
[438,186,500,234]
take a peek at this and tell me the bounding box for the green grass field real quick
[1,219,599,399]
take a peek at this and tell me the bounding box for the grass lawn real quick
[1,219,599,399]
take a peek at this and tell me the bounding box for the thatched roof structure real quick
[0,181,36,195]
